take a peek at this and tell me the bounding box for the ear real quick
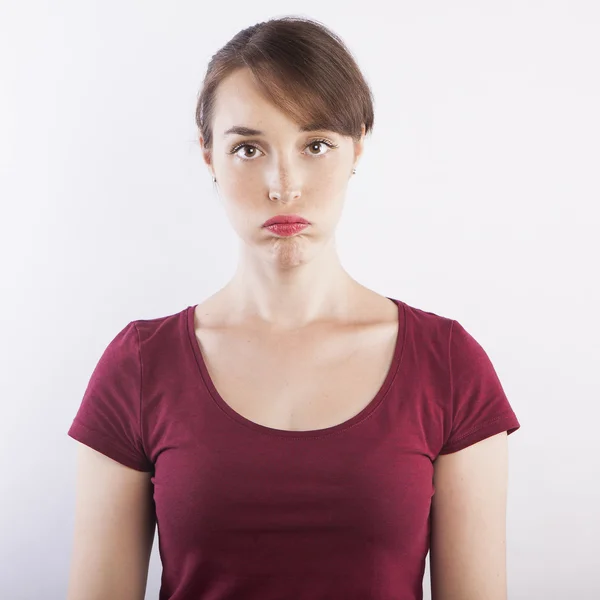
[199,135,215,178]
[353,123,366,169]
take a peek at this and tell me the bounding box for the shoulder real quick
[394,298,454,348]
[132,304,189,340]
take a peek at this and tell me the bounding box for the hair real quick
[195,16,375,155]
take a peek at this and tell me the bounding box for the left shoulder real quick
[430,431,510,599]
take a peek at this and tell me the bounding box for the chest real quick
[193,319,399,432]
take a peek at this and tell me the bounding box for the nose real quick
[269,188,301,202]
[268,161,301,203]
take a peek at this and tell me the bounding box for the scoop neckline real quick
[186,296,406,438]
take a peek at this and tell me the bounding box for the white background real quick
[1,1,598,598]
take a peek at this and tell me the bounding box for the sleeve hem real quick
[68,419,153,472]
[438,410,521,455]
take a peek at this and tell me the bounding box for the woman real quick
[67,16,520,600]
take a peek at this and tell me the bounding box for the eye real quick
[305,139,336,156]
[230,144,262,161]
[228,138,338,161]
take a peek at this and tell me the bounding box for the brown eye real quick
[229,138,338,162]
[229,143,263,160]
[305,139,337,156]
[241,146,257,158]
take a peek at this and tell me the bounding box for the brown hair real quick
[195,16,375,154]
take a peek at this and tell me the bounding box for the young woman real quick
[67,16,520,600]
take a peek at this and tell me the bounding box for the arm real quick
[66,442,156,600]
[430,431,510,600]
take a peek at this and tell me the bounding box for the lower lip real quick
[264,223,309,236]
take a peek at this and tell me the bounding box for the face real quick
[200,68,365,268]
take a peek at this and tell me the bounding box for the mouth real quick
[263,222,310,237]
[262,214,310,227]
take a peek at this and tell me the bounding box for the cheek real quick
[220,194,263,236]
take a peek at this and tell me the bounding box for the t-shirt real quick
[67,297,521,600]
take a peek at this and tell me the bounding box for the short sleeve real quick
[438,319,521,455]
[67,321,153,472]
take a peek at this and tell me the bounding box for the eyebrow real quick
[223,124,326,137]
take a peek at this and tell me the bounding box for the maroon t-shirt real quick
[67,297,521,600]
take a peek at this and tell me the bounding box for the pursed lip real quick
[262,215,310,227]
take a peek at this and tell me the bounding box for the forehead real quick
[212,68,302,135]
[216,68,264,104]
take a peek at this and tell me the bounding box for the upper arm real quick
[67,442,156,600]
[430,431,510,600]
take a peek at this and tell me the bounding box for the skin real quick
[430,432,510,599]
[199,66,370,330]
